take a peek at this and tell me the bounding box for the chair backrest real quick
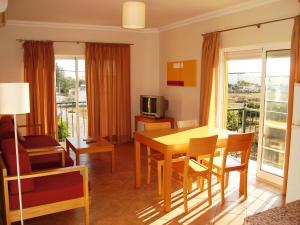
[186,135,218,174]
[224,132,254,165]
[144,122,171,131]
[176,120,198,129]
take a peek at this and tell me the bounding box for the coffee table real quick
[66,137,115,172]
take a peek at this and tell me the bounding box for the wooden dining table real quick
[134,126,234,212]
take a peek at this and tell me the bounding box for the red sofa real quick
[0,115,74,170]
[0,139,89,225]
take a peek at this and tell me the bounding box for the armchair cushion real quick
[0,115,13,126]
[0,122,15,144]
[1,139,35,194]
[30,154,74,170]
[21,135,59,149]
[9,172,83,210]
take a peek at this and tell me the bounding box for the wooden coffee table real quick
[66,137,115,172]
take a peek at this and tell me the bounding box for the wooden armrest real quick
[18,124,42,128]
[5,166,87,181]
[26,146,66,167]
[26,146,64,153]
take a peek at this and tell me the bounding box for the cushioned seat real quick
[21,135,60,149]
[9,172,83,210]
[30,154,74,170]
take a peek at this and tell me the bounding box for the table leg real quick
[135,140,141,188]
[111,146,116,173]
[163,152,172,212]
[76,151,80,166]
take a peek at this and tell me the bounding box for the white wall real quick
[0,24,160,134]
[159,0,300,122]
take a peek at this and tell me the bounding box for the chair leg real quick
[157,162,162,195]
[244,170,248,200]
[207,176,212,206]
[220,174,225,205]
[225,172,229,189]
[188,177,193,193]
[84,201,90,225]
[183,177,188,212]
[147,147,151,184]
[199,177,204,192]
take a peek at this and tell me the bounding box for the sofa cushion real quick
[1,139,35,194]
[21,135,59,149]
[0,122,15,144]
[9,172,83,210]
[30,154,74,170]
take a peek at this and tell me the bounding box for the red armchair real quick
[0,139,90,225]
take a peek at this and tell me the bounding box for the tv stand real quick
[134,115,175,131]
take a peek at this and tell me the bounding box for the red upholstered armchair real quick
[0,139,90,225]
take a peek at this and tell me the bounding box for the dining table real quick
[134,126,236,212]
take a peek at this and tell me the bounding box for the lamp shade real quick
[0,0,8,13]
[0,83,30,114]
[122,1,145,29]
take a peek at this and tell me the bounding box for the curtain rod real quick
[16,39,134,45]
[202,16,296,36]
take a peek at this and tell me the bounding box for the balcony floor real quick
[12,142,284,225]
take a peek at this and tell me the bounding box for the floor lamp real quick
[0,83,30,225]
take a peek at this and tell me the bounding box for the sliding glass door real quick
[222,45,291,186]
[257,49,291,184]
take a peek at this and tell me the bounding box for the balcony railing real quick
[227,105,260,160]
[57,101,87,141]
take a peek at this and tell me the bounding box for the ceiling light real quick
[122,1,145,29]
[0,0,8,13]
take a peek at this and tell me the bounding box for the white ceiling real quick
[6,0,258,28]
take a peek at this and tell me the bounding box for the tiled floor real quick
[8,143,284,225]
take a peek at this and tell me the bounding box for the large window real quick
[55,57,87,141]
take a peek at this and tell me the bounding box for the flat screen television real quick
[140,95,168,118]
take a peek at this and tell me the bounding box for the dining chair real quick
[172,135,218,212]
[144,122,171,195]
[203,132,254,204]
[176,120,198,128]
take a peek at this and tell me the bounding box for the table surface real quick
[66,137,114,151]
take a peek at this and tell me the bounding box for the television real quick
[140,95,168,118]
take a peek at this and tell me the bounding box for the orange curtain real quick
[23,41,57,139]
[283,16,300,194]
[199,32,220,126]
[85,43,131,143]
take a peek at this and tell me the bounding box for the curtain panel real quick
[283,15,300,194]
[85,43,131,144]
[199,32,220,126]
[23,41,57,139]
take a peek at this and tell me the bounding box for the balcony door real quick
[221,45,291,186]
[55,56,87,141]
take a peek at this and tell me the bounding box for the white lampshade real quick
[0,83,30,114]
[122,1,145,29]
[0,0,8,13]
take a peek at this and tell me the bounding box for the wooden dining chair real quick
[144,122,171,195]
[203,132,254,204]
[172,135,218,212]
[176,120,198,128]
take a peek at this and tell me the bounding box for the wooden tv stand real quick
[134,115,175,131]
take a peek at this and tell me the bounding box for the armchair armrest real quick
[26,146,66,167]
[18,124,42,129]
[5,165,87,181]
